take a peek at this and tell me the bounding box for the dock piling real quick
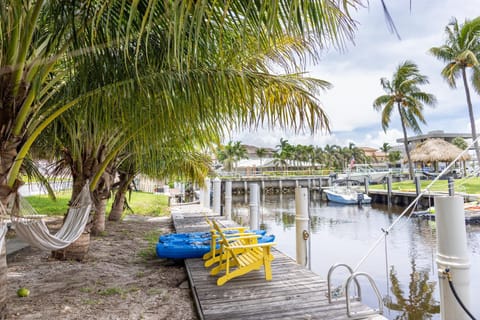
[295,186,310,267]
[435,196,471,320]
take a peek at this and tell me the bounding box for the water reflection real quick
[385,258,440,319]
[231,192,480,320]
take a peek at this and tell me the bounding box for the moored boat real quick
[324,186,371,205]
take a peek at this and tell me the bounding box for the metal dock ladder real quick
[327,263,384,319]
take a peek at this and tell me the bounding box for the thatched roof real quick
[404,138,471,163]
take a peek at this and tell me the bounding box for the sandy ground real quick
[6,215,198,320]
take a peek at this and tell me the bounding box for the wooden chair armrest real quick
[225,242,276,250]
[225,235,260,242]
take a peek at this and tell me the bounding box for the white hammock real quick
[10,183,93,251]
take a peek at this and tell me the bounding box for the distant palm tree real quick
[373,61,436,179]
[388,151,401,164]
[255,148,268,172]
[430,17,480,164]
[380,142,392,154]
[217,141,248,172]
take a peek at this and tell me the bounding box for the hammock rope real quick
[9,183,93,251]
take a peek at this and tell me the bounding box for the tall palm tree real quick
[0,0,363,316]
[429,17,480,164]
[373,61,436,179]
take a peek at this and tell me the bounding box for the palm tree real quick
[255,148,268,173]
[0,0,363,315]
[430,17,480,164]
[217,141,248,173]
[380,142,392,154]
[373,61,436,179]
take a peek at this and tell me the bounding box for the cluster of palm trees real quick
[374,17,480,179]
[0,1,363,315]
[217,139,385,173]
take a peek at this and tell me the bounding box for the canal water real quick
[231,192,480,320]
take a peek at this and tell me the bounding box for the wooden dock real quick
[171,205,386,320]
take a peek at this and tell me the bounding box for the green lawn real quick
[369,177,480,194]
[25,191,170,217]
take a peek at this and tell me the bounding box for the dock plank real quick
[171,205,386,320]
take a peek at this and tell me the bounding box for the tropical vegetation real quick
[0,0,362,316]
[373,61,436,179]
[216,139,380,173]
[430,17,480,163]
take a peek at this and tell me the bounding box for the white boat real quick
[323,181,371,205]
[338,164,390,184]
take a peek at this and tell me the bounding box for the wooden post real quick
[415,176,421,196]
[224,181,232,219]
[448,177,454,196]
[295,187,309,267]
[212,177,221,214]
[387,175,392,207]
[249,183,259,230]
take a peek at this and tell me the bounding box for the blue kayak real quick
[158,229,266,243]
[156,232,275,259]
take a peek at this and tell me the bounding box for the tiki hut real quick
[405,138,470,173]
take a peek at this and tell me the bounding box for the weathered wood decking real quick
[171,205,386,320]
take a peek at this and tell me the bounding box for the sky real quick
[230,0,480,150]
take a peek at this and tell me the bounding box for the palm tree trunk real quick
[51,176,92,261]
[91,197,107,235]
[461,68,480,165]
[398,104,414,179]
[109,191,126,221]
[0,241,7,319]
[109,173,134,222]
[91,170,114,235]
[0,137,24,318]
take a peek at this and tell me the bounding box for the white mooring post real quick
[199,182,206,207]
[201,178,211,209]
[435,196,471,320]
[295,187,310,267]
[249,183,259,230]
[224,181,232,219]
[212,177,221,214]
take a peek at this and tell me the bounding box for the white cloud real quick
[232,0,480,150]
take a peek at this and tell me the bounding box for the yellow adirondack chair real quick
[202,217,259,266]
[208,220,275,286]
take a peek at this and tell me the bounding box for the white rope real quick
[353,136,480,272]
[11,183,93,251]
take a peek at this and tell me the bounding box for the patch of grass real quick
[98,287,123,296]
[83,299,100,305]
[79,287,93,293]
[369,177,480,194]
[138,229,161,260]
[25,190,170,217]
[120,191,170,216]
[25,191,71,216]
